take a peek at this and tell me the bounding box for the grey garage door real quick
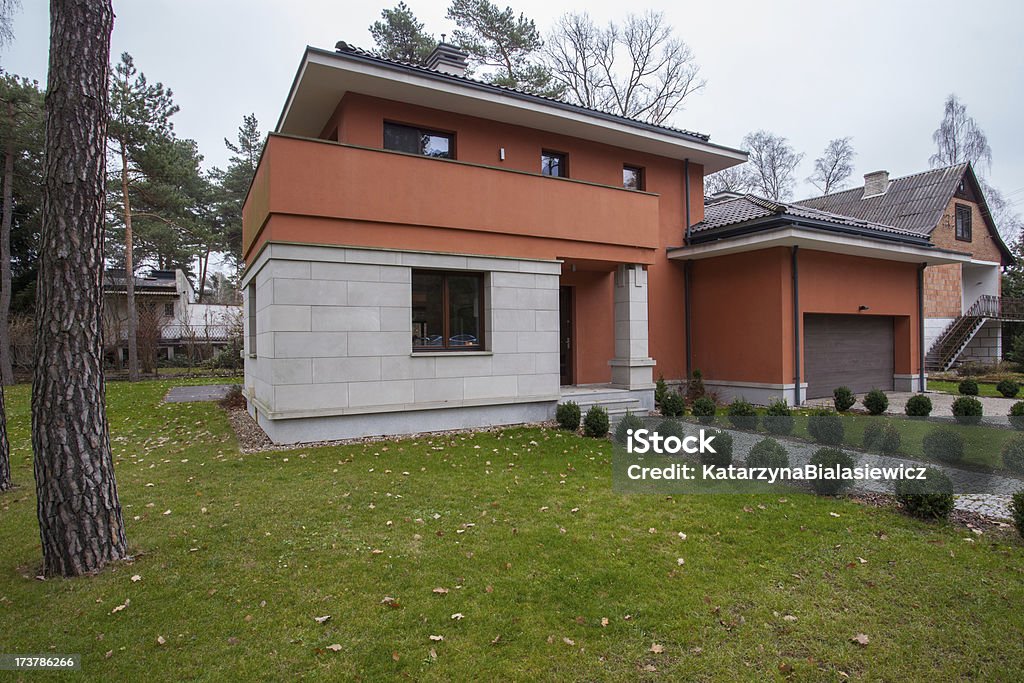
[804,314,894,399]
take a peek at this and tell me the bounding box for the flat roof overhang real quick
[276,47,748,174]
[667,226,971,266]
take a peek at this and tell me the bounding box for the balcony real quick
[243,134,661,263]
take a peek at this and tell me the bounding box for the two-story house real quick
[798,164,1015,371]
[241,42,968,443]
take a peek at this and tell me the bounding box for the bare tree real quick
[704,166,754,196]
[808,137,855,195]
[930,93,992,172]
[0,0,20,48]
[740,130,803,201]
[545,11,704,125]
[33,0,127,576]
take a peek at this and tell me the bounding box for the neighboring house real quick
[241,41,964,444]
[797,165,1016,371]
[103,268,241,364]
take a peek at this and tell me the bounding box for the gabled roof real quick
[689,194,932,246]
[795,164,969,235]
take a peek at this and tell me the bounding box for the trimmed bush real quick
[863,389,889,415]
[904,394,933,417]
[833,386,856,413]
[1012,490,1024,540]
[958,379,979,396]
[701,429,733,468]
[582,405,609,438]
[656,418,685,441]
[808,448,856,495]
[685,368,707,403]
[654,375,668,408]
[727,398,758,431]
[614,411,645,445]
[1010,401,1024,430]
[1001,434,1024,475]
[922,426,965,464]
[951,396,983,425]
[691,396,716,425]
[746,437,790,469]
[555,401,581,431]
[661,391,685,418]
[763,399,794,436]
[894,467,955,520]
[808,409,844,446]
[863,420,900,453]
[997,379,1020,398]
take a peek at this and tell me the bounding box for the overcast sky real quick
[4,0,1024,214]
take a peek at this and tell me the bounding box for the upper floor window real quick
[955,204,972,242]
[383,122,453,159]
[412,270,483,352]
[164,302,174,317]
[541,150,568,178]
[623,165,645,191]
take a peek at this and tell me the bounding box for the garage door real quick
[804,314,894,399]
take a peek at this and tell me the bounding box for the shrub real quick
[556,401,581,431]
[661,391,685,418]
[654,374,668,407]
[1010,401,1024,430]
[808,409,844,446]
[951,396,983,425]
[958,379,979,396]
[808,448,856,495]
[833,386,856,413]
[1013,490,1024,540]
[582,405,609,438]
[746,437,790,469]
[763,399,794,436]
[922,426,965,463]
[218,384,246,410]
[1001,434,1024,475]
[685,368,707,403]
[656,418,685,441]
[894,468,955,520]
[997,379,1020,398]
[701,429,733,468]
[956,360,990,377]
[863,389,889,415]
[727,398,758,431]
[691,396,716,425]
[863,420,900,453]
[904,394,932,417]
[614,411,645,445]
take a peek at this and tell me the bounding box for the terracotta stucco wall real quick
[559,268,614,385]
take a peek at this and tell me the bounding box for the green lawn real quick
[1,381,1023,680]
[928,380,1018,399]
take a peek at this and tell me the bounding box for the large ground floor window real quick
[412,270,484,351]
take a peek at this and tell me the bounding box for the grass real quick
[928,379,1020,399]
[0,380,1022,680]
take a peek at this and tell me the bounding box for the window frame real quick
[541,149,569,178]
[247,282,257,358]
[623,164,645,191]
[955,203,972,242]
[382,120,456,159]
[164,302,175,317]
[411,270,486,353]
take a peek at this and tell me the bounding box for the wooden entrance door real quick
[559,286,574,385]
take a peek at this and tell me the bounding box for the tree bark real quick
[33,0,126,576]
[0,386,10,492]
[120,142,139,382]
[0,136,14,385]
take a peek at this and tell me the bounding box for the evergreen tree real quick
[447,0,560,96]
[211,113,262,271]
[370,2,436,63]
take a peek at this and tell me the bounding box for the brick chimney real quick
[862,170,890,198]
[425,42,469,76]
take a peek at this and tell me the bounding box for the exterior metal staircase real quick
[925,295,1024,372]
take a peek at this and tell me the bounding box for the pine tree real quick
[107,52,179,381]
[370,2,437,63]
[212,113,262,271]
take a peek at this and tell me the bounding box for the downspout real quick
[918,262,926,392]
[792,246,801,405]
[683,158,692,377]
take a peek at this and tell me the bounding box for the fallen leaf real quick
[110,599,130,614]
[783,614,798,622]
[130,575,141,583]
[227,637,239,646]
[391,651,400,662]
[371,549,384,555]
[650,642,664,654]
[851,633,870,647]
[104,650,113,659]
[676,558,685,566]
[429,635,444,641]
[485,585,494,594]
[156,635,166,646]
[677,532,687,540]
[648,527,657,534]
[829,512,841,518]
[429,647,437,659]
[600,617,609,627]
[314,615,331,624]
[450,613,464,620]
[642,664,657,672]
[491,635,501,645]
[432,587,449,595]
[563,637,575,646]
[326,644,343,652]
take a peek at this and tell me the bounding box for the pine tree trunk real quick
[33,0,126,577]
[120,143,139,382]
[0,386,10,492]
[0,139,14,386]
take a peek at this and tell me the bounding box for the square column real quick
[609,264,656,390]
